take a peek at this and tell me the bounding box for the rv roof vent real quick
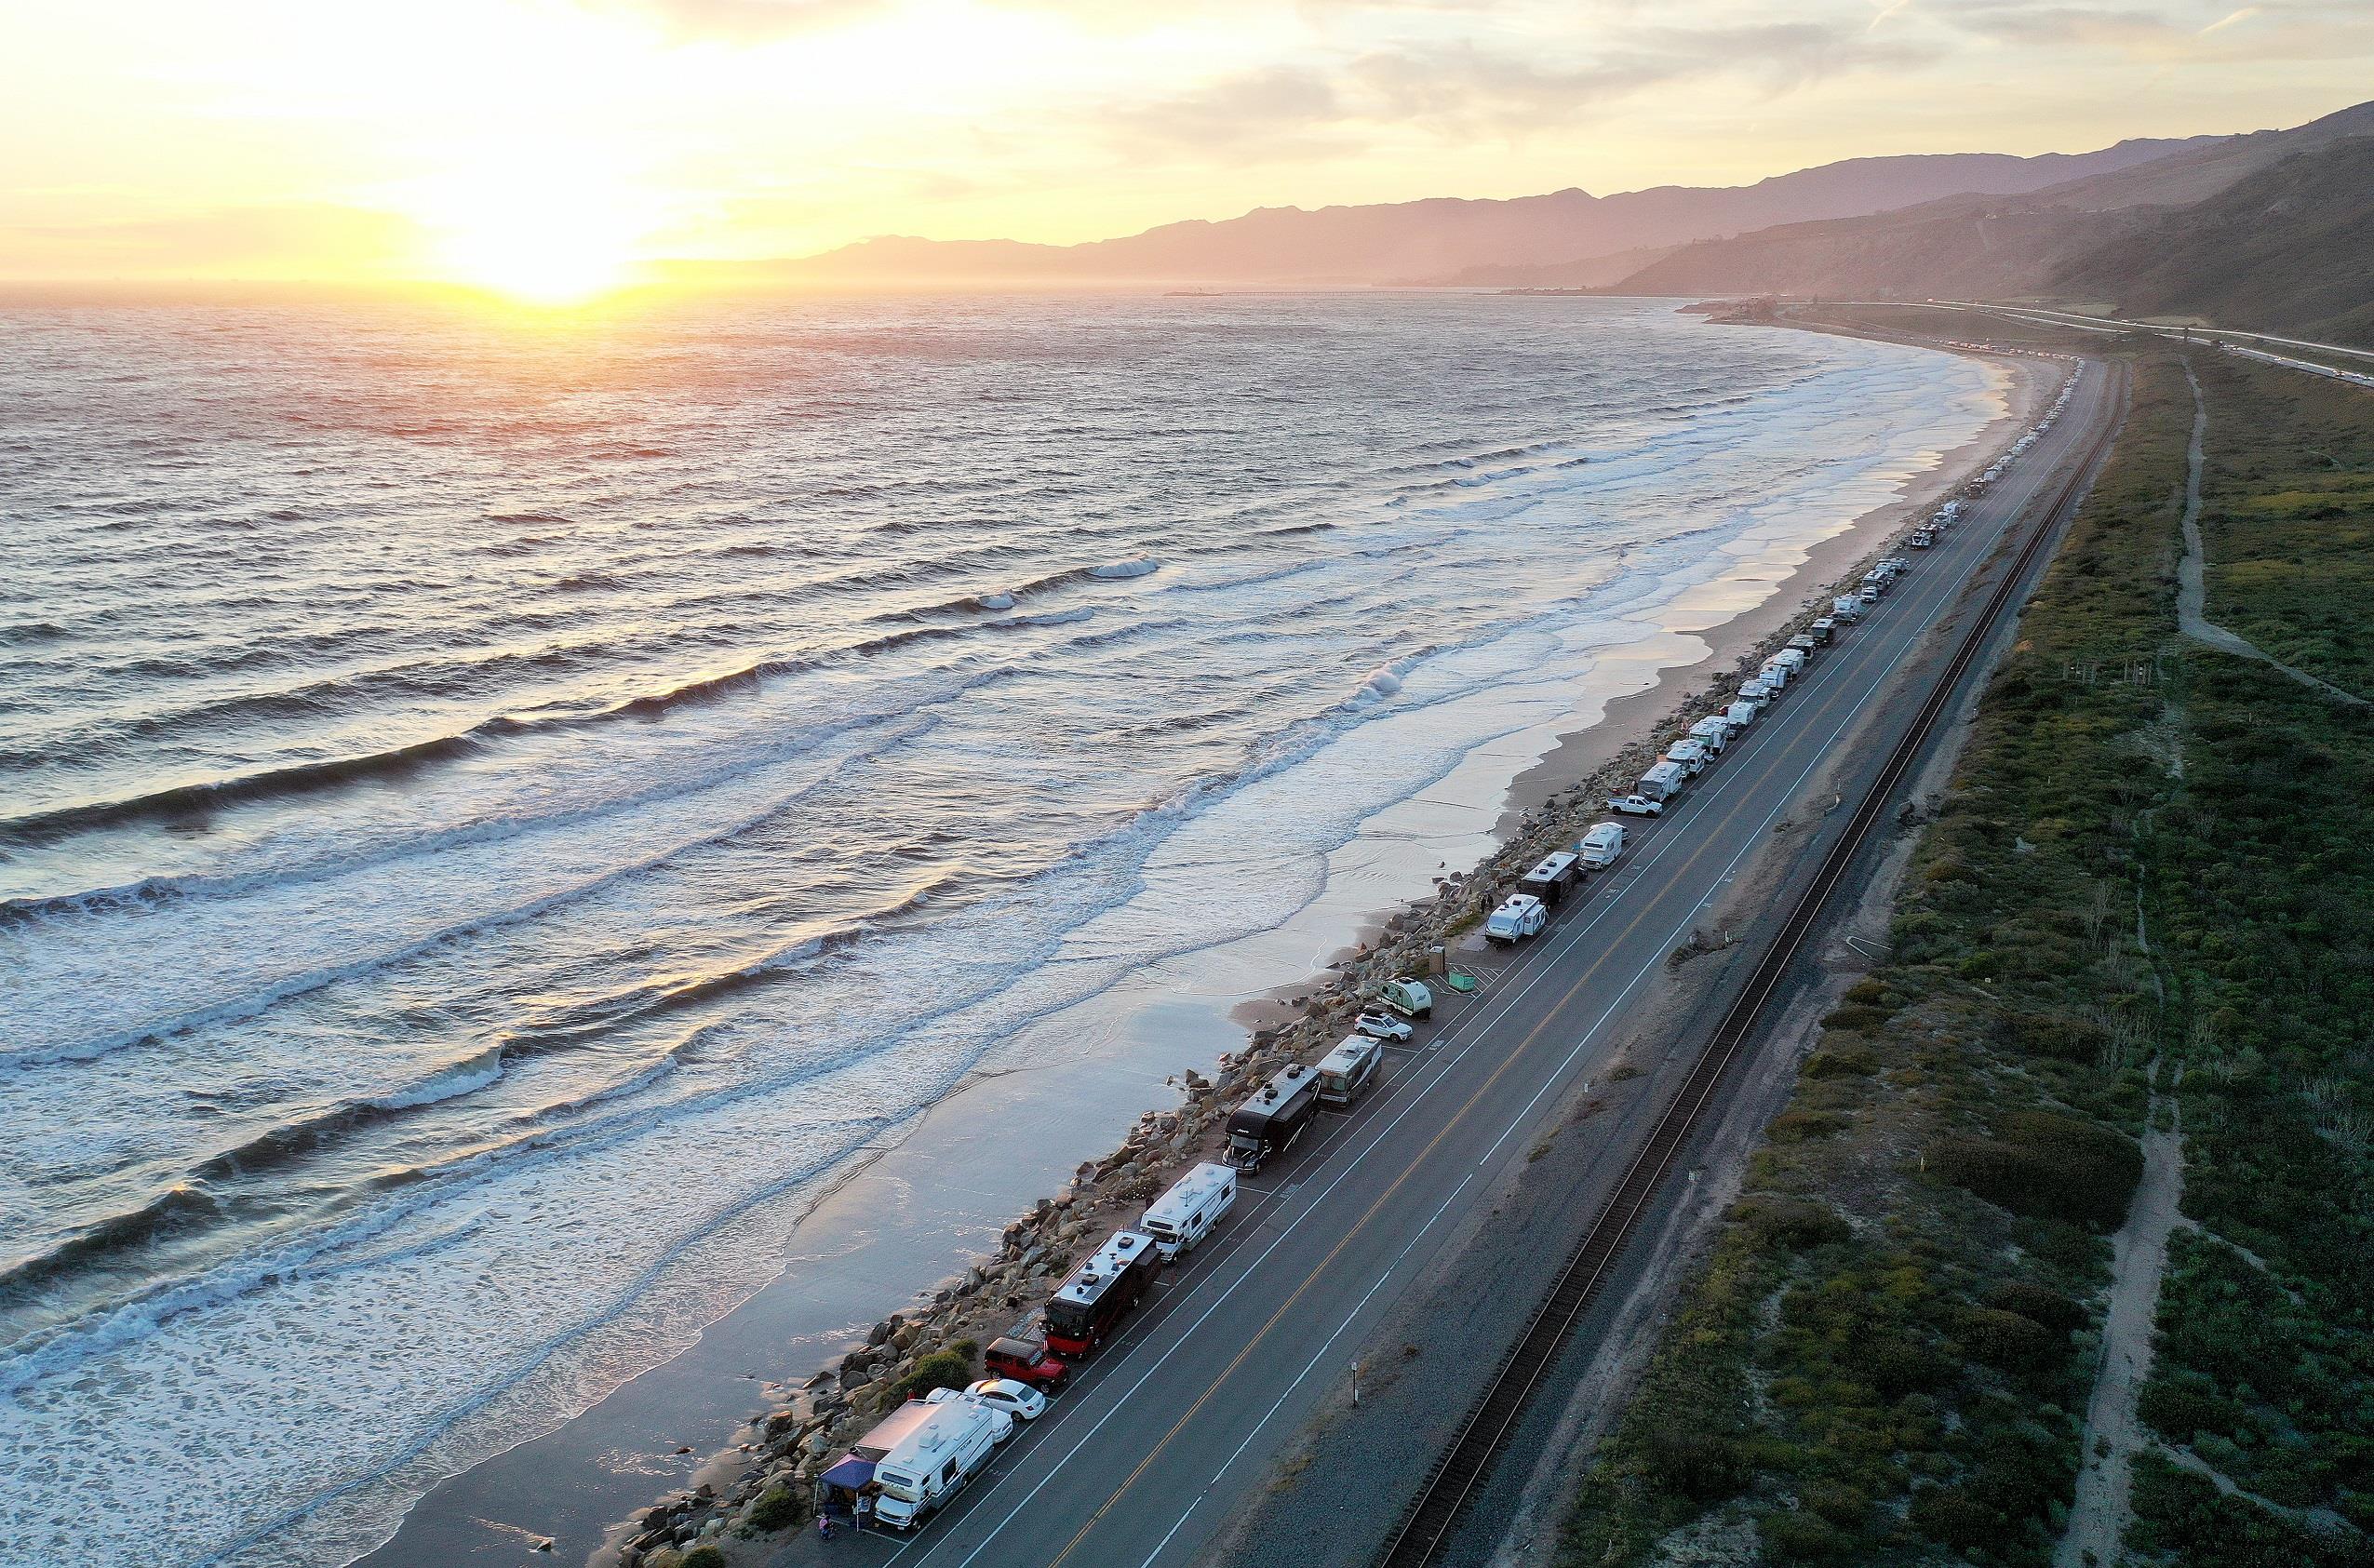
[1262,1087,1277,1102]
[1286,1065,1303,1078]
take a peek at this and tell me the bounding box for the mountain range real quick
[677,99,2374,344]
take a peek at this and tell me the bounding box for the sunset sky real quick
[4,0,2368,295]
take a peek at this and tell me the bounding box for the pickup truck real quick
[1607,792,1664,817]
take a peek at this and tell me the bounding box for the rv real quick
[1518,850,1581,907]
[1485,893,1548,945]
[1687,716,1731,754]
[1910,529,1935,549]
[1140,1162,1237,1259]
[1808,617,1835,645]
[1663,737,1710,776]
[865,1398,1004,1531]
[1314,1036,1383,1106]
[1577,822,1625,869]
[1042,1230,1163,1355]
[1831,596,1863,623]
[1723,698,1760,731]
[1758,658,1791,690]
[1786,634,1818,658]
[1227,1064,1323,1173]
[1380,976,1433,1019]
[1637,759,1689,801]
[1737,679,1774,712]
[1773,648,1807,676]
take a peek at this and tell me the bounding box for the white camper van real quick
[1140,1161,1237,1260]
[1637,759,1688,800]
[1314,1035,1383,1106]
[1577,822,1625,869]
[1724,699,1760,732]
[1687,715,1731,754]
[1663,737,1710,776]
[865,1398,1005,1531]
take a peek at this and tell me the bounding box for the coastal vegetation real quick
[1558,342,2374,1565]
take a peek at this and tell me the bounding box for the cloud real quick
[1102,67,1350,160]
[597,0,890,42]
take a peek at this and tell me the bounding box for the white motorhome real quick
[1687,716,1731,754]
[1758,658,1791,690]
[1723,699,1760,731]
[1831,596,1863,623]
[1314,1036,1383,1106]
[1773,647,1807,675]
[1737,679,1774,712]
[865,1397,1004,1531]
[1485,893,1548,944]
[1663,737,1710,776]
[1577,822,1626,868]
[1636,759,1689,801]
[1140,1161,1236,1259]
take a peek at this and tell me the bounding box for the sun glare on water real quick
[418,150,655,306]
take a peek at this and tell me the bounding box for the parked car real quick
[1353,1009,1415,1042]
[1858,585,1882,605]
[961,1378,1048,1424]
[981,1335,1068,1391]
[1607,792,1664,816]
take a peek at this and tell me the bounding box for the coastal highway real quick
[760,353,2126,1568]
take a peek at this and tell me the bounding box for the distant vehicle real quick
[924,1386,1018,1444]
[1737,679,1774,711]
[1687,715,1731,753]
[1043,1230,1163,1356]
[1808,618,1835,644]
[1485,893,1548,945]
[865,1397,1004,1531]
[981,1334,1068,1391]
[960,1378,1047,1424]
[1607,792,1664,817]
[1910,529,1935,548]
[1831,596,1863,622]
[1314,1035,1383,1105]
[1773,647,1807,675]
[1226,1064,1323,1173]
[1353,1010,1414,1042]
[1858,584,1882,605]
[1577,822,1626,868]
[1380,976,1434,1019]
[1723,699,1760,731]
[1140,1161,1236,1259]
[1758,659,1791,690]
[1518,850,1581,907]
[1663,737,1710,776]
[1787,633,1818,656]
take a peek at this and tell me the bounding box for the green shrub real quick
[1803,1048,1877,1079]
[889,1346,976,1401]
[1926,1111,2140,1229]
[682,1548,727,1568]
[1735,1197,1851,1252]
[1908,1486,2001,1551]
[744,1481,801,1534]
[1643,1424,1749,1501]
[1983,1280,2086,1337]
[1759,1508,1858,1559]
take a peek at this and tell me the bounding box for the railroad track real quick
[1374,364,2128,1568]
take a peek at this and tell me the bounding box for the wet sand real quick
[352,327,2050,1567]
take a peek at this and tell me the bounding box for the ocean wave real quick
[1086,555,1160,580]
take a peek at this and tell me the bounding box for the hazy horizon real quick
[7,0,2372,302]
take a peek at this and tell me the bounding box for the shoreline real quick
[351,324,2050,1568]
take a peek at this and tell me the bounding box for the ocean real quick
[0,291,1995,1565]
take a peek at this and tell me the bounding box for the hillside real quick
[1608,101,2374,343]
[689,138,2216,288]
[2052,138,2374,344]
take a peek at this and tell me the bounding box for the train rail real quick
[1374,362,2128,1568]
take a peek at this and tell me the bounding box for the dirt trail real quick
[2173,361,2371,708]
[2054,1067,2185,1568]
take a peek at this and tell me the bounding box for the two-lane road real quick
[770,353,2124,1568]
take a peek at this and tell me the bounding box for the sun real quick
[414,148,655,306]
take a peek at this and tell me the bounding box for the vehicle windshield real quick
[1228,1132,1260,1157]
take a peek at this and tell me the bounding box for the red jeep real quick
[982,1335,1068,1392]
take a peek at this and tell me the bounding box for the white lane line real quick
[914,376,2107,1568]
